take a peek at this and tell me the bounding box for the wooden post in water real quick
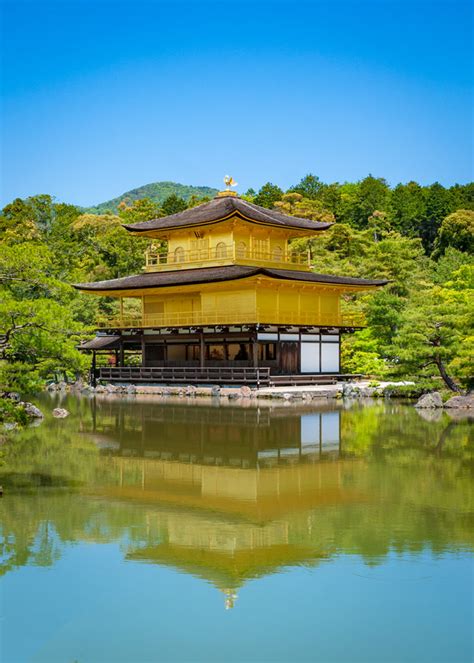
[91,351,97,386]
[252,332,259,387]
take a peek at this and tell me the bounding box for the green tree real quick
[118,197,162,224]
[289,174,323,199]
[420,182,454,254]
[390,265,473,391]
[352,176,390,228]
[0,194,56,235]
[390,181,426,236]
[187,195,211,208]
[0,293,89,384]
[431,248,474,285]
[317,183,342,216]
[334,182,359,225]
[367,210,391,242]
[433,209,474,257]
[253,182,284,208]
[275,193,334,222]
[161,194,187,216]
[70,214,148,279]
[450,183,474,211]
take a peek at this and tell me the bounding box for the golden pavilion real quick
[75,185,387,385]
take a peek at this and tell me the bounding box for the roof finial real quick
[223,175,238,191]
[217,175,239,197]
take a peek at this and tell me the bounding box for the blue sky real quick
[1,0,472,207]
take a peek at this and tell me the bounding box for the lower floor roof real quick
[79,335,121,350]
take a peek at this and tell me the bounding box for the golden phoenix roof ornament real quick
[223,175,238,190]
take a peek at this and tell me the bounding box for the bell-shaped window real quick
[272,245,283,262]
[215,242,227,259]
[236,241,247,259]
[174,246,185,263]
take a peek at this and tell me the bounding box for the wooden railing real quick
[98,310,365,329]
[97,366,271,386]
[145,243,310,271]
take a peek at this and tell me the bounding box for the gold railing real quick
[145,244,311,271]
[98,310,365,329]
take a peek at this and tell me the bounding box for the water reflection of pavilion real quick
[90,400,343,467]
[87,401,367,606]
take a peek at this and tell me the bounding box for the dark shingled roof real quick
[73,265,388,292]
[122,195,332,233]
[79,335,121,350]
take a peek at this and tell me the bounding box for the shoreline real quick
[45,379,414,402]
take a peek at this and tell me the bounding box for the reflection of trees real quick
[342,402,472,463]
[0,396,472,586]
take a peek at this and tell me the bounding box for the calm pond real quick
[1,395,472,663]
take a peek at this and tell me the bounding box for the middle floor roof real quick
[74,265,388,294]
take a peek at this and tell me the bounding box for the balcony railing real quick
[97,310,365,329]
[96,366,271,386]
[145,244,311,271]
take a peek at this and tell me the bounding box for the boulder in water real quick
[444,394,474,409]
[52,408,69,418]
[414,392,443,409]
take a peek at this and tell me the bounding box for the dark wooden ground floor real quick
[81,326,345,384]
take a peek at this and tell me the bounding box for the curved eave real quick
[123,214,332,236]
[122,197,332,235]
[73,266,389,296]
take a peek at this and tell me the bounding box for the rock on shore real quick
[44,379,424,403]
[21,402,44,418]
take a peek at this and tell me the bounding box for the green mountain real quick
[87,181,219,214]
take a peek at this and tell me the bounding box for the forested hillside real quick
[86,181,219,214]
[1,175,473,394]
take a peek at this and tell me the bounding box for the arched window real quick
[174,246,185,263]
[236,241,247,259]
[272,245,283,262]
[215,242,227,259]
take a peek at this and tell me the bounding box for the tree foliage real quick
[161,194,188,216]
[253,182,284,208]
[433,209,474,257]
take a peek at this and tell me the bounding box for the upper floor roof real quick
[122,192,332,235]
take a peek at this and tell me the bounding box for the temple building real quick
[75,186,387,384]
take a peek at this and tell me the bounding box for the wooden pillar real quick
[200,331,205,368]
[252,332,258,368]
[119,337,125,367]
[141,335,146,367]
[91,389,97,431]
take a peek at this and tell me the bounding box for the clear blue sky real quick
[1,0,472,207]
